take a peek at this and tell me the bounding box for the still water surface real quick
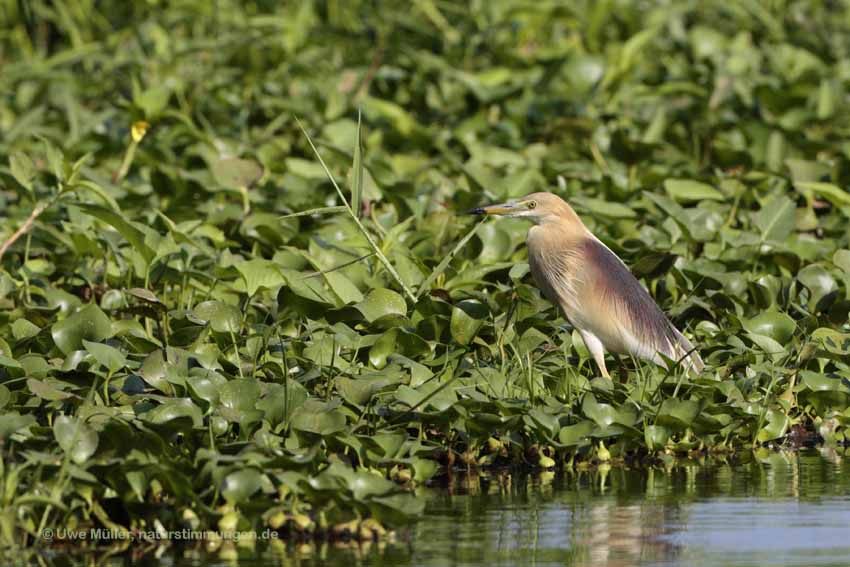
[38,449,850,567]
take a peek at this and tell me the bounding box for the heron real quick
[469,192,703,378]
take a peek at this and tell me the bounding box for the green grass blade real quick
[352,108,364,217]
[279,206,347,219]
[296,117,416,303]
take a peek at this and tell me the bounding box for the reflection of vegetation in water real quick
[404,451,850,567]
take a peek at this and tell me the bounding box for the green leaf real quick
[75,203,155,264]
[757,409,789,442]
[219,379,261,411]
[581,394,619,428]
[796,181,850,207]
[664,179,725,202]
[9,152,36,194]
[193,301,241,333]
[53,416,98,464]
[742,312,796,343]
[290,402,347,435]
[754,196,795,243]
[450,299,488,345]
[28,378,73,401]
[144,398,203,427]
[83,340,127,374]
[644,425,670,450]
[257,380,308,426]
[799,371,850,394]
[656,399,702,429]
[558,420,594,446]
[352,109,363,216]
[356,288,407,323]
[51,304,114,355]
[797,265,837,310]
[210,156,264,189]
[236,259,286,296]
[12,319,40,341]
[222,468,264,504]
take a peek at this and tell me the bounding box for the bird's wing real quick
[576,238,702,370]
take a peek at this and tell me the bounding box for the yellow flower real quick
[131,121,150,143]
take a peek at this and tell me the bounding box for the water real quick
[25,449,850,567]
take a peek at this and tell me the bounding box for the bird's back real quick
[528,224,702,372]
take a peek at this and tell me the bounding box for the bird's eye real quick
[527,200,537,210]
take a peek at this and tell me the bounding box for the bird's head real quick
[467,192,581,226]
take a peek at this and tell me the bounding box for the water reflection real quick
[401,448,850,567]
[17,449,850,567]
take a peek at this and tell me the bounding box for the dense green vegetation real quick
[1,0,850,556]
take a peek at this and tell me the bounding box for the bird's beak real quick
[466,202,517,216]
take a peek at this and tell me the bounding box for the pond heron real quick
[469,192,703,378]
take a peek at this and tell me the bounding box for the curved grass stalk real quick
[296,117,416,304]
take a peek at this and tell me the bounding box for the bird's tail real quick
[669,327,704,374]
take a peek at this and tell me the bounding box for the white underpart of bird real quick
[470,191,704,378]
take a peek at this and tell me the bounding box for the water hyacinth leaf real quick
[558,420,594,446]
[757,409,790,442]
[28,378,73,401]
[75,204,155,264]
[450,299,488,345]
[799,371,850,394]
[754,196,796,243]
[528,408,560,438]
[83,340,126,374]
[219,379,261,411]
[412,458,439,482]
[664,179,725,202]
[222,468,264,504]
[356,288,407,322]
[144,398,204,427]
[9,152,36,194]
[53,416,98,464]
[12,319,40,341]
[644,425,670,450]
[236,259,286,296]
[0,354,22,370]
[210,156,264,189]
[0,413,37,439]
[290,404,347,435]
[742,312,796,343]
[747,332,787,360]
[833,249,850,274]
[193,301,241,333]
[796,181,850,207]
[127,287,163,305]
[657,399,702,429]
[369,329,397,369]
[797,265,837,310]
[573,196,637,218]
[51,304,114,355]
[257,380,308,426]
[811,328,850,355]
[581,394,618,428]
[395,379,457,412]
